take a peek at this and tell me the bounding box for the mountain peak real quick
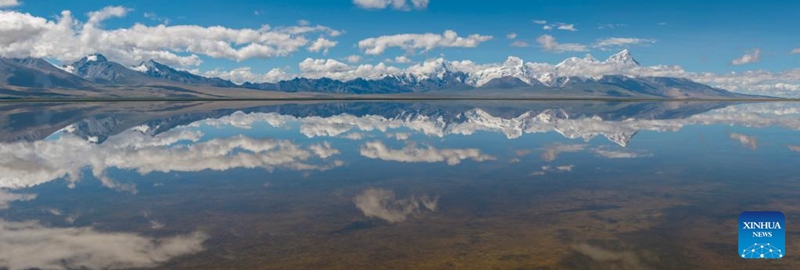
[84,54,108,63]
[606,49,639,66]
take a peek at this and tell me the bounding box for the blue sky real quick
[3,0,800,74]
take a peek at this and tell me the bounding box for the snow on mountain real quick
[467,56,535,87]
[400,49,644,88]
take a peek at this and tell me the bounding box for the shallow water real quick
[0,101,799,269]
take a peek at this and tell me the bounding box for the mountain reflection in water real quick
[1,101,799,270]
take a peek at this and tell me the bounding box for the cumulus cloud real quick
[204,67,294,84]
[0,127,343,191]
[0,189,35,209]
[729,133,758,149]
[296,58,403,81]
[506,32,517,39]
[536,34,587,52]
[353,188,437,223]
[393,55,412,63]
[0,219,207,270]
[0,0,20,8]
[359,140,495,165]
[358,30,492,55]
[307,37,337,54]
[308,141,340,158]
[353,0,429,10]
[731,49,761,65]
[0,7,341,66]
[346,54,362,63]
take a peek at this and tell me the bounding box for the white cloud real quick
[341,132,366,140]
[597,23,627,29]
[729,133,758,149]
[204,67,294,84]
[353,0,430,10]
[346,54,362,63]
[359,140,495,165]
[0,189,35,209]
[143,12,170,25]
[87,6,131,25]
[0,128,343,191]
[358,30,492,55]
[510,40,530,47]
[573,243,646,270]
[541,22,577,31]
[506,32,517,39]
[0,219,206,270]
[591,148,653,158]
[541,144,587,162]
[0,7,341,66]
[536,34,587,52]
[0,0,20,8]
[533,20,547,25]
[296,58,403,81]
[387,132,411,140]
[394,55,412,63]
[731,49,761,65]
[791,48,800,54]
[789,145,800,152]
[308,141,340,158]
[593,37,656,48]
[557,24,577,32]
[353,188,437,223]
[307,37,337,54]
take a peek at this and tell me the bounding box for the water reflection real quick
[0,101,799,269]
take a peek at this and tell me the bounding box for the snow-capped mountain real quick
[132,60,236,87]
[66,54,153,85]
[0,50,761,99]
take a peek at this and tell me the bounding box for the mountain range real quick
[0,50,767,99]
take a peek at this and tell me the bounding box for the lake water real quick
[1,101,799,269]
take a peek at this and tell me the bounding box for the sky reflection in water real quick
[0,101,799,269]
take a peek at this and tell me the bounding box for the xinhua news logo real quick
[739,211,785,259]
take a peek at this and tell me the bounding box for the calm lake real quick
[1,101,799,269]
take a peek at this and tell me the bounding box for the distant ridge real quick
[0,50,767,99]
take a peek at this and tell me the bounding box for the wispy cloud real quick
[354,188,438,223]
[0,0,20,8]
[729,133,758,149]
[510,40,530,47]
[536,34,588,52]
[0,189,36,209]
[593,37,656,49]
[353,0,430,11]
[730,49,761,65]
[358,30,493,55]
[359,140,495,165]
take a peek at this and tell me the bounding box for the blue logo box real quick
[739,211,785,259]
